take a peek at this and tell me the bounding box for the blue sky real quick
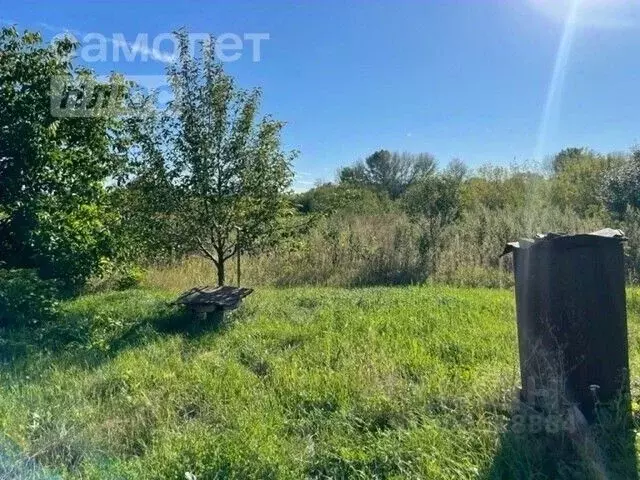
[2,0,640,190]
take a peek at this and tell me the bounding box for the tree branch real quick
[222,244,238,262]
[196,236,218,266]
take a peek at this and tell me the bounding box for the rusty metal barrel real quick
[502,229,631,422]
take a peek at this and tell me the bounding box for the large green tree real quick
[549,147,620,217]
[129,31,295,286]
[0,27,125,287]
[339,150,436,199]
[602,148,640,218]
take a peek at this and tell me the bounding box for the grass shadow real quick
[154,307,236,337]
[0,290,243,371]
[484,395,638,479]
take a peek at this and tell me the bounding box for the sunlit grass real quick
[1,286,639,478]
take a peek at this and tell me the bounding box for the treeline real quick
[286,147,640,287]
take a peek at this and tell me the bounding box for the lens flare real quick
[534,0,581,162]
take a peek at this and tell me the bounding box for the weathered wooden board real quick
[174,285,253,312]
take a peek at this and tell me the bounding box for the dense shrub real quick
[0,269,61,328]
[115,266,145,290]
[294,183,394,215]
[87,263,146,293]
[0,28,123,290]
[602,149,640,218]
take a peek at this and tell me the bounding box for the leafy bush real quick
[0,269,61,329]
[85,263,146,293]
[602,149,640,218]
[32,203,117,290]
[0,28,123,290]
[295,183,394,215]
[115,266,145,290]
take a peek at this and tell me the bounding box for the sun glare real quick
[528,0,636,29]
[534,0,581,162]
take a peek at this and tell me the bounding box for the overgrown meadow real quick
[1,284,640,479]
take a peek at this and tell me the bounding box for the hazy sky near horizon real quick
[2,0,640,189]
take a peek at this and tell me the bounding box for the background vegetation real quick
[2,27,639,294]
[138,146,640,293]
[142,147,637,292]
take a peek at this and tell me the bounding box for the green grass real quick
[1,286,639,479]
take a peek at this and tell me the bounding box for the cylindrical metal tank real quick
[502,229,630,421]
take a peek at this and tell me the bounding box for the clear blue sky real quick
[2,0,640,190]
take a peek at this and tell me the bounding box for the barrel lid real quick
[501,228,626,257]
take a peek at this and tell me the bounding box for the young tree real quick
[402,160,466,223]
[131,31,295,286]
[0,27,126,287]
[401,160,466,273]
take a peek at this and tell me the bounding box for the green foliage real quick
[550,147,620,217]
[401,160,466,273]
[115,266,145,291]
[146,147,640,289]
[402,161,465,222]
[295,183,393,215]
[339,150,436,199]
[602,148,640,218]
[0,27,124,288]
[107,183,178,267]
[125,30,295,286]
[32,202,118,288]
[460,166,543,211]
[0,269,60,329]
[551,146,592,173]
[108,92,188,267]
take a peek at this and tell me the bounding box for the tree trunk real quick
[216,259,225,286]
[236,245,241,287]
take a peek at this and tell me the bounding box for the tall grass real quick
[1,286,639,478]
[144,214,426,291]
[433,205,605,287]
[143,207,607,291]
